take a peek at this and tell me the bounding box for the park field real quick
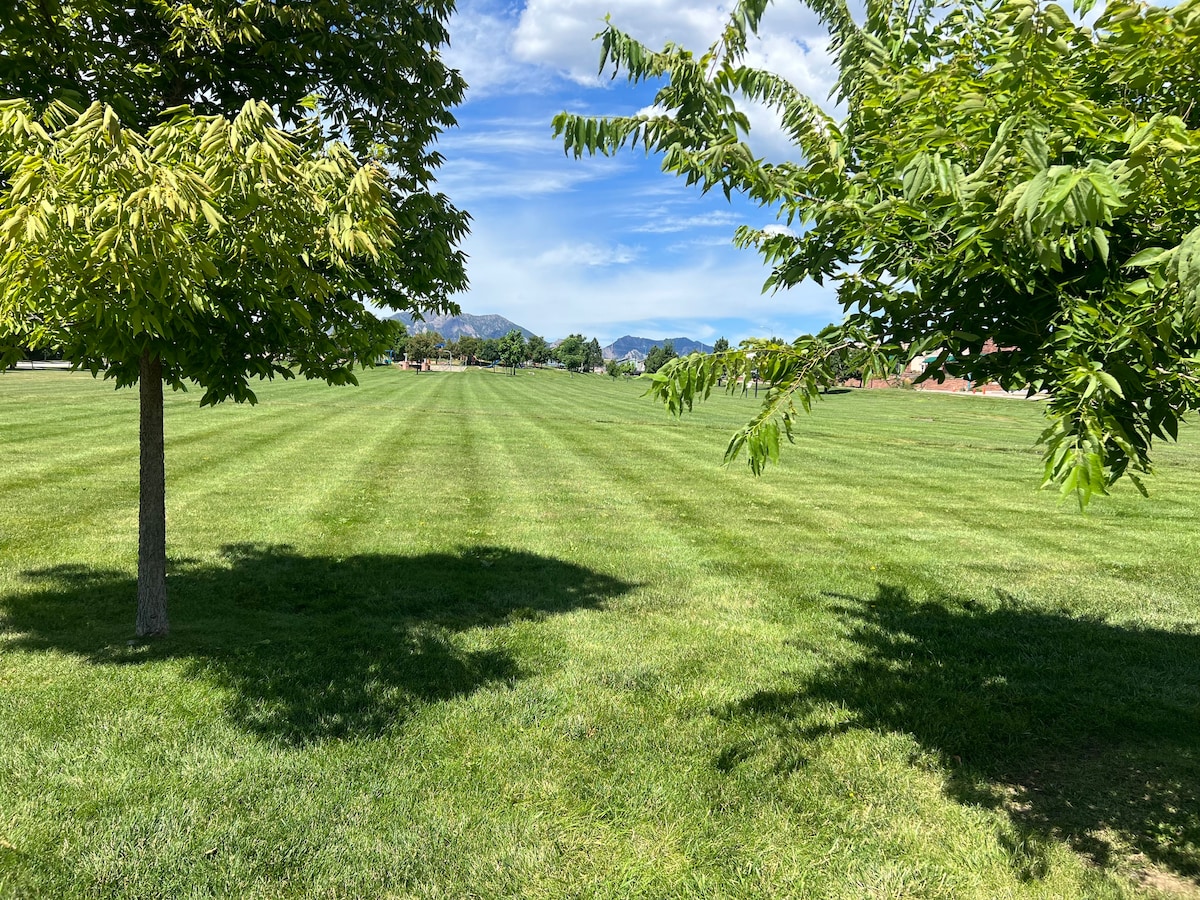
[1,366,1198,899]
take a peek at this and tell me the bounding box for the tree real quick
[554,0,1200,506]
[644,341,677,375]
[0,100,412,634]
[479,338,502,363]
[644,346,664,375]
[526,335,550,367]
[585,338,605,373]
[405,331,445,363]
[606,359,636,378]
[712,337,730,354]
[499,329,527,374]
[456,336,483,365]
[0,1,467,634]
[554,334,588,373]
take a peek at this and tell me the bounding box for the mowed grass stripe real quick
[164,375,453,557]
[374,376,840,884]
[478,375,707,579]
[0,375,138,497]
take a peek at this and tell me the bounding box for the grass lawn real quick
[1,365,1198,899]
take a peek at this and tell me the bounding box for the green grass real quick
[1,366,1198,899]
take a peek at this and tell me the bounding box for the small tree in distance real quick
[499,329,526,375]
[388,322,410,363]
[405,330,444,364]
[526,335,550,367]
[644,341,677,374]
[554,334,588,373]
[586,338,604,373]
[479,338,501,364]
[457,336,482,365]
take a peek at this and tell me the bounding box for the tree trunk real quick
[136,350,169,637]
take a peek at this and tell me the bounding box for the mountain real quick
[602,335,713,360]
[388,311,534,341]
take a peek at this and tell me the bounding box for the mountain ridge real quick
[388,311,533,341]
[602,335,713,360]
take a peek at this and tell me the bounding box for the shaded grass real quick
[1,366,1198,898]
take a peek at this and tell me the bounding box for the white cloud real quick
[446,123,563,154]
[434,155,626,201]
[665,236,739,252]
[513,1,729,85]
[632,210,742,233]
[535,242,641,267]
[635,104,672,119]
[445,0,549,97]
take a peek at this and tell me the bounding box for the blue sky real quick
[432,0,844,346]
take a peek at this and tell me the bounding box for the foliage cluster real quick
[555,0,1200,506]
[499,328,527,372]
[526,334,551,366]
[0,99,405,401]
[399,330,446,364]
[643,340,678,374]
[553,333,604,372]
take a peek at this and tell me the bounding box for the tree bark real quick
[136,350,169,637]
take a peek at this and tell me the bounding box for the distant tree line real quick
[389,327,608,373]
[390,329,735,376]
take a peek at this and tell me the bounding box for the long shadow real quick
[2,544,633,745]
[728,585,1200,883]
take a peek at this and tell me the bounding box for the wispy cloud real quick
[535,242,641,267]
[632,210,743,233]
[435,156,626,201]
[456,221,840,343]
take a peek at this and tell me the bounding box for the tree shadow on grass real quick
[2,544,634,745]
[728,584,1200,885]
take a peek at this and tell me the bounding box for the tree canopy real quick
[403,331,445,363]
[499,329,527,373]
[526,334,550,366]
[644,341,678,375]
[0,100,405,399]
[0,0,468,318]
[554,0,1200,506]
[554,334,590,373]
